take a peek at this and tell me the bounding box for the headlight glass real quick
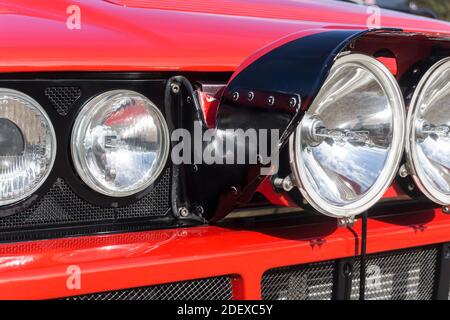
[290,54,405,218]
[0,89,56,205]
[71,90,170,197]
[406,58,450,205]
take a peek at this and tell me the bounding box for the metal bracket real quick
[333,259,355,300]
[338,216,356,228]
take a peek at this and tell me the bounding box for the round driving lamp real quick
[71,90,170,197]
[406,58,450,205]
[0,89,56,206]
[289,53,405,218]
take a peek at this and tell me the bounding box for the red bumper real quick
[0,208,449,300]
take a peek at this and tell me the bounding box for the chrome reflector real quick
[290,54,405,218]
[71,90,170,197]
[0,89,56,206]
[406,58,450,205]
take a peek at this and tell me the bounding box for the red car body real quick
[1,0,450,300]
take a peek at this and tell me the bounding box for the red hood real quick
[0,0,449,72]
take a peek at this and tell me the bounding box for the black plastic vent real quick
[67,276,233,300]
[45,86,81,115]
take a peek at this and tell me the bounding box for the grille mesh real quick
[351,246,438,300]
[0,169,171,231]
[45,87,82,115]
[67,277,233,300]
[261,261,335,300]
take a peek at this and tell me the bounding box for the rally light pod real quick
[406,58,450,206]
[289,53,406,218]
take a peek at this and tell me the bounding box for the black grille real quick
[351,246,439,300]
[0,168,171,231]
[67,276,233,300]
[261,261,335,300]
[45,86,81,115]
[261,246,440,300]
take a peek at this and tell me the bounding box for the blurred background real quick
[341,0,450,21]
[416,0,450,20]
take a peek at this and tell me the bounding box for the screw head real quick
[195,205,204,216]
[343,262,353,276]
[282,178,294,192]
[171,83,180,94]
[267,96,275,106]
[230,186,239,196]
[256,154,263,163]
[178,207,189,217]
[247,91,254,101]
[444,247,450,259]
[289,97,298,108]
[398,164,408,178]
[232,92,239,101]
[443,206,449,214]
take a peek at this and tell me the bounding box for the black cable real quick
[359,211,368,300]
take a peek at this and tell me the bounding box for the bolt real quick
[256,154,263,163]
[267,96,275,106]
[192,164,198,172]
[273,178,283,188]
[171,83,180,94]
[232,92,239,101]
[443,206,450,214]
[247,91,254,101]
[282,178,294,192]
[408,184,415,192]
[445,247,450,259]
[195,205,204,216]
[180,230,188,237]
[178,207,189,217]
[186,96,192,103]
[343,262,353,276]
[398,164,408,178]
[289,97,298,109]
[230,186,239,196]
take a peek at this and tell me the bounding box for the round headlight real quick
[0,89,56,206]
[71,90,170,197]
[289,54,405,218]
[406,58,450,205]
